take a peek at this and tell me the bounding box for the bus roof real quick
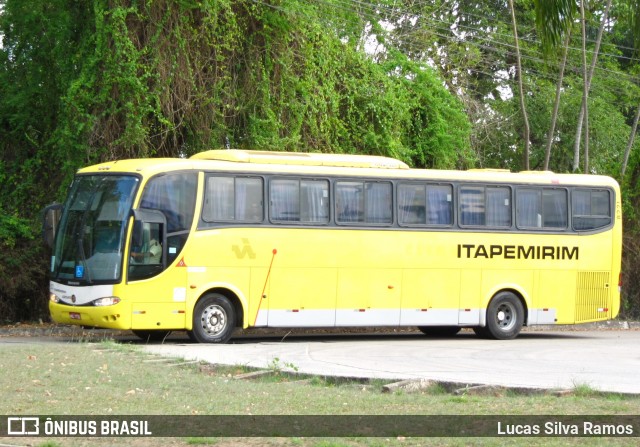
[79,150,620,189]
[190,149,410,169]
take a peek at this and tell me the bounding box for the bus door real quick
[127,210,187,330]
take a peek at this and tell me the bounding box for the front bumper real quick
[49,300,131,329]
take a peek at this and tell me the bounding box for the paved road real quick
[138,329,640,394]
[3,327,638,394]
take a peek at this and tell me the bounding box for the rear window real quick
[572,189,611,231]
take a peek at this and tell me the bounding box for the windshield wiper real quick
[76,237,93,284]
[75,186,100,285]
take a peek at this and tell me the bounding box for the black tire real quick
[472,326,490,339]
[481,291,524,340]
[189,293,236,343]
[132,330,171,342]
[418,326,461,337]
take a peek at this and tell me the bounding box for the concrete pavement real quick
[141,329,640,394]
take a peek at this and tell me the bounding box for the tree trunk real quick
[621,102,640,178]
[509,0,530,170]
[572,0,612,172]
[544,31,571,171]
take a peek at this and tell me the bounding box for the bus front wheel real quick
[189,293,236,343]
[477,292,524,340]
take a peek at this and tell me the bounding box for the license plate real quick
[69,312,81,320]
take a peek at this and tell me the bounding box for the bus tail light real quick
[92,297,121,307]
[619,273,622,292]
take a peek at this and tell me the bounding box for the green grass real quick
[0,341,638,446]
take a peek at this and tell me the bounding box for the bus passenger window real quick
[236,178,263,222]
[365,182,392,224]
[398,183,452,226]
[203,176,263,223]
[572,189,611,230]
[460,185,511,227]
[516,188,567,230]
[301,180,329,223]
[271,179,300,222]
[426,185,453,225]
[516,189,541,227]
[204,177,235,221]
[336,181,392,225]
[460,186,485,226]
[543,189,568,228]
[398,184,425,225]
[486,187,511,227]
[270,178,329,224]
[336,182,364,223]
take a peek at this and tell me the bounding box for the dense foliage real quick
[1,0,639,320]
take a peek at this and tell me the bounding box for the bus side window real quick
[271,179,300,222]
[399,183,453,226]
[140,173,196,233]
[398,183,426,225]
[460,186,485,226]
[336,181,392,225]
[486,186,511,227]
[236,178,263,222]
[543,189,568,228]
[203,176,263,223]
[572,189,611,231]
[427,184,453,225]
[517,187,567,230]
[365,182,392,224]
[270,178,329,224]
[301,179,329,223]
[336,182,364,223]
[140,172,198,265]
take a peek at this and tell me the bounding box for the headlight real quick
[50,293,60,303]
[92,297,121,307]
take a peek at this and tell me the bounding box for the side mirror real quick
[42,203,63,249]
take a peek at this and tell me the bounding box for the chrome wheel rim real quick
[494,302,516,332]
[200,304,226,336]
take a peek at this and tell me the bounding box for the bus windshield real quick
[51,175,139,284]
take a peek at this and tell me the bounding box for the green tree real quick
[0,0,472,321]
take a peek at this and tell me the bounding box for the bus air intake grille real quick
[575,271,610,323]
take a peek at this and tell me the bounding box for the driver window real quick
[130,222,162,265]
[128,221,163,280]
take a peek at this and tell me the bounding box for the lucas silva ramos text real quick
[497,421,634,436]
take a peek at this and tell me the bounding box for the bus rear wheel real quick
[479,291,524,340]
[189,293,235,343]
[417,326,461,337]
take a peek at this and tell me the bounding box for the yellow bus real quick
[44,150,622,342]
